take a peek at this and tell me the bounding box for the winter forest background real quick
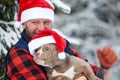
[0,0,120,80]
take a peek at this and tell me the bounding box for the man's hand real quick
[75,76,87,80]
[96,46,118,69]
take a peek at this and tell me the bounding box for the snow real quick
[46,0,71,14]
[0,21,22,55]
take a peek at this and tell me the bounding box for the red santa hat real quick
[28,30,66,59]
[15,0,54,28]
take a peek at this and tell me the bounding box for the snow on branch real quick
[46,0,71,14]
[0,21,22,55]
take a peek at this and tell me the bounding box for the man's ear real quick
[22,23,26,29]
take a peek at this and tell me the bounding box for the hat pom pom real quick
[58,52,66,59]
[14,21,21,28]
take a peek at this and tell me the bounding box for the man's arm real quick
[104,68,112,80]
[69,46,99,80]
[6,48,47,80]
[96,46,118,80]
[69,47,99,73]
[69,46,116,80]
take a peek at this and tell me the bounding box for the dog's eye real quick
[35,49,38,53]
[45,47,50,51]
[35,47,41,53]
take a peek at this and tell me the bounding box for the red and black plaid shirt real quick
[6,47,47,80]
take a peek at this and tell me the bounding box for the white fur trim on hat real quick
[58,52,66,59]
[21,7,54,24]
[28,36,56,55]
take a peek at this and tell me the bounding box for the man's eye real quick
[32,21,39,24]
[44,22,49,24]
[44,21,51,25]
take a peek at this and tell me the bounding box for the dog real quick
[33,43,101,80]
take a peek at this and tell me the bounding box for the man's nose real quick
[38,23,45,30]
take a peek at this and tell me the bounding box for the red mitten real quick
[96,46,119,69]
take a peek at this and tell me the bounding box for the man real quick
[5,0,118,80]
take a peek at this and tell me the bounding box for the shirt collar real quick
[21,30,31,43]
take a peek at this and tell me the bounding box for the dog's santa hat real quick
[15,0,54,28]
[28,30,66,59]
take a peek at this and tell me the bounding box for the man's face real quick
[22,18,52,38]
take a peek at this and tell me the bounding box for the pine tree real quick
[0,0,20,79]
